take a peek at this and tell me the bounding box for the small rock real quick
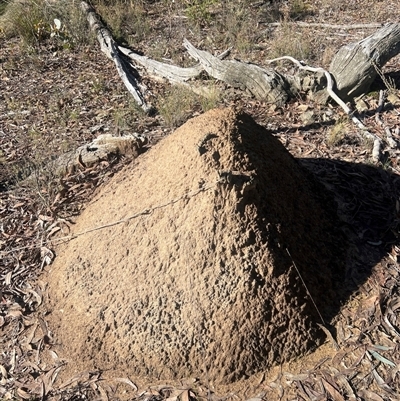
[300,110,316,125]
[355,98,369,113]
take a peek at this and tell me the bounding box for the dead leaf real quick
[16,388,31,399]
[368,350,397,367]
[321,378,345,401]
[5,271,12,285]
[6,309,22,319]
[284,373,309,381]
[98,384,109,401]
[179,389,190,401]
[371,365,395,394]
[40,246,54,267]
[0,365,7,386]
[358,389,384,401]
[114,377,138,391]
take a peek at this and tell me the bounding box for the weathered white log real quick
[80,1,151,112]
[120,39,292,104]
[119,46,203,84]
[183,39,292,105]
[329,23,400,101]
[56,133,147,176]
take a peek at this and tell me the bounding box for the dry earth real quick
[1,1,400,400]
[45,108,345,385]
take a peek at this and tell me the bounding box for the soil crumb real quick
[46,108,344,385]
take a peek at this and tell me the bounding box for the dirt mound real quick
[46,108,344,384]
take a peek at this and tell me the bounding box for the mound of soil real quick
[46,108,344,384]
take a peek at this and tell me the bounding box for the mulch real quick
[1,1,400,398]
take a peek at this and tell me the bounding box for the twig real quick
[377,89,386,113]
[375,90,398,149]
[266,56,383,161]
[264,22,383,30]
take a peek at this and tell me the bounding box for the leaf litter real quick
[1,1,400,400]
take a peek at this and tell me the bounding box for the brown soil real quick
[45,108,345,385]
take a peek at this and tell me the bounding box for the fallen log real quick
[79,3,399,162]
[80,1,151,112]
[56,133,147,176]
[266,56,383,162]
[81,3,400,107]
[182,39,292,105]
[329,23,400,101]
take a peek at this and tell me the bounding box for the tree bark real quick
[182,39,292,105]
[329,23,400,101]
[80,1,151,112]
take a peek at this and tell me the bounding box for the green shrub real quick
[185,0,217,26]
[0,0,90,48]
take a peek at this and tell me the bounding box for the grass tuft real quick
[158,85,199,128]
[326,117,349,147]
[0,0,91,48]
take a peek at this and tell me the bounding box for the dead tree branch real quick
[80,1,151,112]
[182,39,292,104]
[267,56,383,161]
[119,46,203,84]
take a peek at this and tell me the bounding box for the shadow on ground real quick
[300,157,400,302]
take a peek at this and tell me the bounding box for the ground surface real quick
[1,1,400,400]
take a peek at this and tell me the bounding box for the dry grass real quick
[158,84,200,128]
[0,0,90,48]
[268,21,314,61]
[326,117,349,147]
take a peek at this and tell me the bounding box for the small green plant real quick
[289,0,313,20]
[158,85,199,128]
[0,0,7,16]
[185,0,217,26]
[68,109,80,121]
[91,77,106,94]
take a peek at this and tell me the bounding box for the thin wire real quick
[286,248,326,326]
[1,180,220,256]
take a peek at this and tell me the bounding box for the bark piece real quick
[56,134,147,176]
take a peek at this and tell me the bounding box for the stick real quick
[264,22,383,30]
[266,56,383,161]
